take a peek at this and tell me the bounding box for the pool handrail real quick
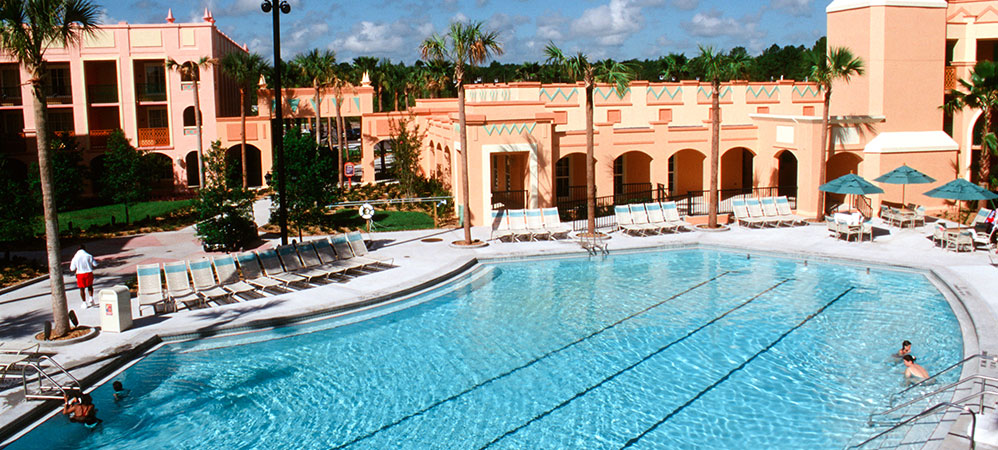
[873,374,998,424]
[888,353,998,406]
[849,400,979,449]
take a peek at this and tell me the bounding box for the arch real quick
[970,111,996,184]
[825,152,863,206]
[775,150,798,198]
[147,152,173,180]
[375,139,392,180]
[720,147,755,194]
[182,106,202,128]
[668,149,706,196]
[226,144,263,187]
[612,151,653,200]
[554,153,586,201]
[179,62,199,82]
[185,151,200,187]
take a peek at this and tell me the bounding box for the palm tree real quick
[167,57,217,187]
[808,46,864,218]
[294,49,336,147]
[220,52,267,188]
[545,43,634,236]
[0,0,99,338]
[331,65,354,186]
[693,46,750,228]
[421,21,503,245]
[944,60,998,207]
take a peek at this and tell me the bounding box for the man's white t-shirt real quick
[70,250,96,274]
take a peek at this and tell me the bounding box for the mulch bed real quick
[0,258,46,289]
[35,326,92,341]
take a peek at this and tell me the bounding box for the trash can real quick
[99,285,132,333]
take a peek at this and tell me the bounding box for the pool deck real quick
[2,220,998,447]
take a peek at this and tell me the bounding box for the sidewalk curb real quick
[0,275,49,296]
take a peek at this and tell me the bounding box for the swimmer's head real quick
[80,393,93,405]
[113,381,123,391]
[903,355,916,363]
[902,340,911,349]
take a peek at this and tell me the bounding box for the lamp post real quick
[262,0,291,245]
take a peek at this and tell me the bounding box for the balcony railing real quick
[136,83,167,102]
[0,133,25,153]
[137,127,169,147]
[87,84,118,103]
[89,129,114,150]
[0,86,21,106]
[491,190,527,210]
[945,66,957,91]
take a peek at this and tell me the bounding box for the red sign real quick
[344,162,355,177]
[105,303,113,316]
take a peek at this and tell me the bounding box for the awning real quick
[863,131,958,154]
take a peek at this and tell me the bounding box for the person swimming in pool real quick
[896,340,912,358]
[903,355,930,384]
[63,393,102,429]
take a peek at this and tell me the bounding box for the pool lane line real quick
[619,286,855,450]
[475,277,795,450]
[330,270,735,450]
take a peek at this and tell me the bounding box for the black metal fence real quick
[491,190,527,210]
[556,185,798,231]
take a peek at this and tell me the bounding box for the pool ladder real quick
[0,354,81,401]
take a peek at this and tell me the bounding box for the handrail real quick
[890,353,998,406]
[37,355,81,389]
[848,401,976,450]
[20,364,70,399]
[330,196,452,208]
[872,375,998,423]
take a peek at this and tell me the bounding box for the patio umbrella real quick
[819,173,884,216]
[923,178,998,201]
[873,164,935,205]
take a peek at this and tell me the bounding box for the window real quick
[48,67,70,97]
[183,107,200,127]
[49,110,74,133]
[555,158,570,199]
[667,155,676,194]
[148,108,168,128]
[0,66,20,102]
[613,157,624,195]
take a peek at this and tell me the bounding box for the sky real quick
[103,0,830,63]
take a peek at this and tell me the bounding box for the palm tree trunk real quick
[240,87,248,188]
[336,97,345,187]
[31,71,69,337]
[393,91,399,112]
[585,81,596,235]
[816,89,832,219]
[708,79,720,228]
[979,107,993,210]
[193,78,204,187]
[457,70,472,244]
[376,85,383,112]
[314,85,321,146]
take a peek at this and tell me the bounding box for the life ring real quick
[359,203,375,220]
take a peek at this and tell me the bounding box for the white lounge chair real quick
[614,205,645,235]
[316,237,367,272]
[257,248,308,286]
[506,210,532,241]
[745,198,779,227]
[331,234,376,270]
[163,261,204,310]
[277,244,329,282]
[760,197,789,227]
[731,199,766,229]
[210,255,257,297]
[629,204,662,235]
[662,202,693,231]
[644,203,677,234]
[490,210,514,242]
[234,252,290,291]
[136,263,169,316]
[296,242,350,279]
[541,208,572,239]
[187,259,234,305]
[524,209,552,240]
[347,232,394,267]
[775,196,807,226]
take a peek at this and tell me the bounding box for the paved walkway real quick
[1,219,997,445]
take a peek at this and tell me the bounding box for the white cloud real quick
[331,19,435,59]
[570,0,644,46]
[536,14,566,41]
[680,10,767,53]
[671,0,699,10]
[769,0,813,16]
[452,12,469,23]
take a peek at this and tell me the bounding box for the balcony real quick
[136,83,166,102]
[0,133,25,153]
[46,85,72,104]
[89,129,113,150]
[945,66,957,90]
[0,86,21,106]
[137,127,169,147]
[87,84,118,104]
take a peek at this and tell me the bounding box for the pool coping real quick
[0,239,993,447]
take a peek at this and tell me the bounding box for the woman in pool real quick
[63,393,102,428]
[902,355,930,384]
[896,340,912,358]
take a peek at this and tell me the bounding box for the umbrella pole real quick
[901,185,906,207]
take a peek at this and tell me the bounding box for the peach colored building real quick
[0,10,246,192]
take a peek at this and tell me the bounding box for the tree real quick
[293,49,336,147]
[167,57,216,187]
[420,21,504,245]
[268,127,338,238]
[0,156,39,247]
[220,51,268,188]
[808,46,865,218]
[100,129,168,224]
[29,133,86,212]
[944,60,998,206]
[691,45,750,228]
[0,0,99,338]
[389,116,426,197]
[544,43,634,235]
[331,65,354,187]
[194,141,256,251]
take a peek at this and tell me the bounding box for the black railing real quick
[491,190,527,210]
[87,84,118,103]
[0,86,21,105]
[558,188,662,231]
[136,83,166,102]
[667,186,797,217]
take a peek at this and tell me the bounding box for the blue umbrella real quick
[874,164,935,205]
[923,178,998,201]
[819,174,885,195]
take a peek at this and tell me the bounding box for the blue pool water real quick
[6,249,963,449]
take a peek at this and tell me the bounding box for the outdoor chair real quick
[732,199,766,229]
[629,204,662,235]
[163,261,205,310]
[825,216,839,239]
[614,205,646,235]
[541,208,572,239]
[931,223,948,247]
[257,249,309,286]
[644,203,677,234]
[745,198,779,227]
[347,231,394,267]
[524,209,552,240]
[187,259,235,305]
[946,230,975,252]
[210,255,258,297]
[234,251,292,291]
[662,202,693,231]
[911,206,926,227]
[834,218,861,242]
[506,210,533,241]
[296,242,350,279]
[136,263,169,316]
[774,197,807,226]
[971,208,992,229]
[276,244,330,283]
[490,210,514,242]
[316,237,367,272]
[330,234,376,271]
[760,197,790,227]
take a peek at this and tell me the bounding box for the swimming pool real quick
[6,249,964,449]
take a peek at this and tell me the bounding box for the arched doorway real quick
[721,147,754,194]
[776,150,798,199]
[970,113,996,184]
[825,152,863,210]
[613,151,653,202]
[226,144,263,187]
[554,153,586,202]
[147,152,174,192]
[182,106,201,128]
[185,151,200,187]
[668,149,705,196]
[375,139,392,180]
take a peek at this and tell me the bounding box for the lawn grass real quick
[45,199,195,234]
[325,208,435,232]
